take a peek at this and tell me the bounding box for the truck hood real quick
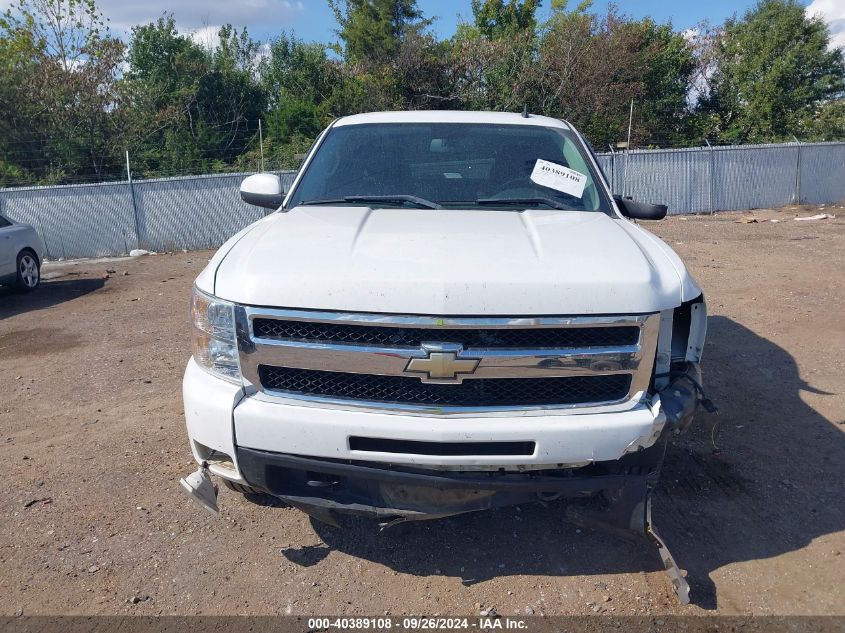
[212,206,697,315]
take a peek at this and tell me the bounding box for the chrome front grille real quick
[236,308,659,413]
[251,318,641,349]
[258,366,632,408]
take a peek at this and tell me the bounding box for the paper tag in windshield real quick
[530,159,587,198]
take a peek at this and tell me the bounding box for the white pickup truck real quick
[181,111,711,602]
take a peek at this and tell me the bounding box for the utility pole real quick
[626,99,634,150]
[259,119,265,172]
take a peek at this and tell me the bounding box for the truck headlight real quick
[191,286,241,383]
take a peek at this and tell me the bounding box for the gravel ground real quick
[0,206,843,616]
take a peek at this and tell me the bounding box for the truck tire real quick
[15,250,40,292]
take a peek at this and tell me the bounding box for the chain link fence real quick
[1,141,843,260]
[0,172,296,260]
[595,140,845,215]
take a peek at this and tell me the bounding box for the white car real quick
[0,213,45,291]
[180,111,712,602]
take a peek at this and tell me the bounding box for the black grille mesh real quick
[258,365,631,408]
[252,319,639,349]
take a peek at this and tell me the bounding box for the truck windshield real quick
[286,123,610,212]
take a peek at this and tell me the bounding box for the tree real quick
[124,16,207,123]
[259,31,352,166]
[0,12,41,185]
[3,0,843,186]
[471,0,541,39]
[203,25,266,163]
[123,16,209,175]
[262,32,339,108]
[799,98,845,141]
[123,17,267,176]
[395,30,462,109]
[450,26,539,111]
[634,19,699,146]
[535,3,646,146]
[326,0,452,113]
[329,0,429,64]
[0,0,125,183]
[449,0,542,112]
[701,0,845,143]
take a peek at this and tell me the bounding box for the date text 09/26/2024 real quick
[307,617,529,630]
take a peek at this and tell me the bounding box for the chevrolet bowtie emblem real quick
[405,345,480,382]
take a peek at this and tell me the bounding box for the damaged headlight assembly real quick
[191,286,241,383]
[657,295,717,431]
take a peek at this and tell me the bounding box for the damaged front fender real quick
[623,361,712,455]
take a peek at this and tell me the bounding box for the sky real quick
[0,0,843,50]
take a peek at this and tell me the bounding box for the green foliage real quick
[0,12,42,180]
[0,159,31,187]
[535,5,645,146]
[395,31,461,109]
[701,0,845,143]
[471,0,541,39]
[267,99,324,143]
[262,32,339,107]
[635,19,699,146]
[1,0,844,187]
[0,0,126,183]
[125,16,205,103]
[123,16,267,177]
[799,98,845,141]
[329,0,429,64]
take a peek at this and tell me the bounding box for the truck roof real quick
[334,110,572,130]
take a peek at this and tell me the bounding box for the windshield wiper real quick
[474,197,575,211]
[300,195,441,209]
[344,195,441,209]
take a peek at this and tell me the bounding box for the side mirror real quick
[613,195,668,220]
[240,173,284,209]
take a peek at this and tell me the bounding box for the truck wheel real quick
[222,479,287,507]
[15,250,40,291]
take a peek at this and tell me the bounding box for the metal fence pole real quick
[259,119,265,172]
[792,135,802,205]
[126,150,142,250]
[607,144,616,192]
[34,210,53,259]
[622,150,628,198]
[705,139,715,213]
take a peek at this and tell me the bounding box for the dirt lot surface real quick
[1,206,843,616]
